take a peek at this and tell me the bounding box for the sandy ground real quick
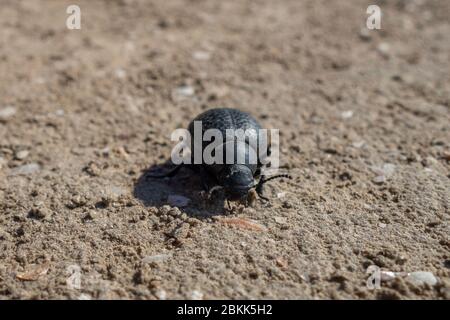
[0,0,449,300]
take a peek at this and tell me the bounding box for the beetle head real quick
[218,164,255,200]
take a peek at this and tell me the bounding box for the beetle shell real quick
[187,108,267,177]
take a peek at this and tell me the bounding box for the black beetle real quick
[149,108,290,201]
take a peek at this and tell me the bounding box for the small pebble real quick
[190,290,204,300]
[15,150,29,160]
[377,43,390,59]
[11,163,41,175]
[192,51,211,61]
[406,271,437,286]
[275,257,288,268]
[84,210,99,220]
[341,110,354,119]
[29,202,50,219]
[142,254,172,264]
[154,289,167,300]
[55,109,65,117]
[173,86,195,98]
[167,195,190,207]
[372,175,386,184]
[274,216,287,224]
[277,192,286,199]
[371,163,396,184]
[114,68,126,79]
[0,106,16,122]
[352,140,365,148]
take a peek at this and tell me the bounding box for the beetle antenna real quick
[261,174,292,184]
[256,174,292,199]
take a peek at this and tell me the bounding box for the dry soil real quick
[0,0,449,299]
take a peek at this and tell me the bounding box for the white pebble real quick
[11,163,41,175]
[274,216,287,224]
[155,289,167,300]
[276,192,286,199]
[372,175,386,184]
[173,86,195,97]
[341,110,354,119]
[168,194,191,207]
[55,109,65,117]
[190,290,204,300]
[377,43,390,58]
[142,254,172,264]
[0,106,16,122]
[406,271,437,286]
[192,51,211,61]
[115,68,127,79]
[15,150,29,160]
[352,140,365,148]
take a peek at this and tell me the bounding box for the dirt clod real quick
[16,262,50,281]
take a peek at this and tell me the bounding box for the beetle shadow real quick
[133,161,227,217]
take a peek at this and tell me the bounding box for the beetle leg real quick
[208,185,223,199]
[196,166,215,192]
[255,176,266,197]
[256,185,270,202]
[225,199,231,211]
[253,167,261,179]
[256,180,269,201]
